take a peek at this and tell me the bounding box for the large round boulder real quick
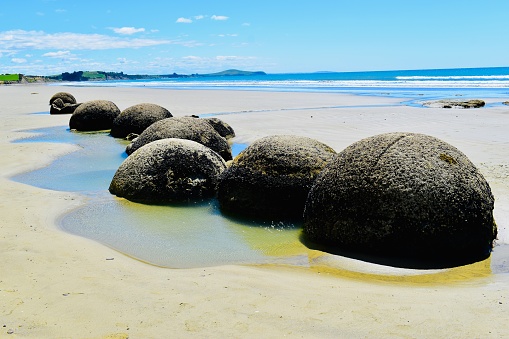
[303,132,496,265]
[69,100,120,131]
[125,116,232,160]
[49,92,76,106]
[50,97,81,115]
[110,103,173,138]
[109,138,226,203]
[49,92,80,115]
[217,135,336,220]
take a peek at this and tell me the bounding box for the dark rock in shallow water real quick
[205,118,235,140]
[125,116,232,160]
[49,92,76,106]
[503,101,509,106]
[109,138,226,203]
[217,135,336,220]
[69,100,120,131]
[303,132,496,266]
[110,103,173,138]
[423,99,485,108]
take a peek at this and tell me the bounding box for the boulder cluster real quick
[51,91,497,267]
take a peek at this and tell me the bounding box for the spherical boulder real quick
[205,118,235,140]
[50,98,81,115]
[69,100,120,131]
[125,116,232,160]
[110,103,173,138]
[217,135,336,220]
[49,92,81,115]
[49,92,76,106]
[303,132,496,265]
[109,138,226,203]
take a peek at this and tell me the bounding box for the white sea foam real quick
[56,79,509,90]
[396,75,509,80]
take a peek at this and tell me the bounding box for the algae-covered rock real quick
[69,100,120,131]
[217,135,336,220]
[109,138,226,203]
[303,132,496,265]
[110,103,173,138]
[125,116,232,160]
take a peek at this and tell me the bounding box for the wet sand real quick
[1,84,508,338]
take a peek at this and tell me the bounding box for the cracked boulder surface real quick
[109,138,226,203]
[303,132,496,266]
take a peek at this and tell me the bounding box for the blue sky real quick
[1,0,508,75]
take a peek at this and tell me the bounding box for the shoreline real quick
[1,84,508,338]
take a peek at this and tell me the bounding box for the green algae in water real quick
[60,193,309,268]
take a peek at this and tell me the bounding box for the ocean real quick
[57,66,509,95]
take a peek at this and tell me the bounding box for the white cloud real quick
[176,17,192,23]
[11,58,27,63]
[112,27,145,35]
[211,15,229,21]
[42,50,72,58]
[55,9,67,13]
[194,15,205,20]
[0,30,171,51]
[242,23,251,26]
[183,55,203,61]
[216,55,254,61]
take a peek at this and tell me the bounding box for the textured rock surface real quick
[49,92,76,106]
[110,103,173,138]
[205,118,235,140]
[69,100,120,131]
[49,92,80,115]
[303,132,496,264]
[109,138,226,203]
[125,116,232,160]
[217,135,336,220]
[423,99,485,108]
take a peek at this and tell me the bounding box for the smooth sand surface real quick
[1,84,508,338]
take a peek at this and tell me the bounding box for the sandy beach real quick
[1,84,509,338]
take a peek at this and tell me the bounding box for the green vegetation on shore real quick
[0,74,21,83]
[45,69,266,82]
[0,69,266,84]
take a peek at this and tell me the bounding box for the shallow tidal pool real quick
[12,122,508,284]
